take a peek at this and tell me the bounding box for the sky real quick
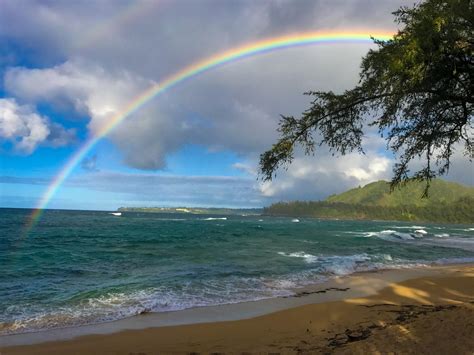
[0,0,472,211]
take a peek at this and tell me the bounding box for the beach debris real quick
[328,333,349,346]
[362,303,459,323]
[345,328,371,341]
[327,327,372,347]
[288,287,350,298]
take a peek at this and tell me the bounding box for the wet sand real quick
[2,264,474,354]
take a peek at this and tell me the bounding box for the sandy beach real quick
[2,263,474,354]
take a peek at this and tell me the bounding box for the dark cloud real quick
[1,0,471,207]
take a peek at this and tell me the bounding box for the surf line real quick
[25,30,393,234]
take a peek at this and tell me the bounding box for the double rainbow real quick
[26,30,393,233]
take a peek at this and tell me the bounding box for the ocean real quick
[1,208,473,335]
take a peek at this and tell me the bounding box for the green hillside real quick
[264,179,474,223]
[326,179,474,207]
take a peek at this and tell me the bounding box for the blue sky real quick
[1,0,472,210]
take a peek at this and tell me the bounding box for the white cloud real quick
[3,42,373,167]
[2,0,406,173]
[0,98,74,153]
[345,157,390,181]
[2,0,471,207]
[4,60,201,169]
[259,149,392,201]
[5,60,153,134]
[445,155,474,186]
[232,162,257,176]
[403,143,474,187]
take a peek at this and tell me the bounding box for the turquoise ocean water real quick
[1,208,474,335]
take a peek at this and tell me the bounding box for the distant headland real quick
[117,206,263,215]
[264,179,474,224]
[119,179,473,224]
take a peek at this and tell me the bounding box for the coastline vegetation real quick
[264,179,474,223]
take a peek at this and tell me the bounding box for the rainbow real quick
[26,30,393,233]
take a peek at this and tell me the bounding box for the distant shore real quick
[2,263,474,354]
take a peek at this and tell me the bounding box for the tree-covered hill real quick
[326,180,474,207]
[264,179,474,223]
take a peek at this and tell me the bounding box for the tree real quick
[260,0,473,194]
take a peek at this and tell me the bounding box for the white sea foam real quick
[202,217,227,221]
[450,228,474,232]
[317,254,372,275]
[364,227,474,251]
[415,229,428,235]
[300,239,319,244]
[264,279,298,289]
[278,251,318,263]
[158,218,187,221]
[270,254,426,289]
[276,252,395,276]
[375,254,393,261]
[0,289,166,335]
[364,229,397,237]
[364,230,421,241]
[1,250,447,336]
[0,280,293,336]
[364,230,414,241]
[390,225,426,229]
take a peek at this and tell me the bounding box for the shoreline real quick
[2,262,474,352]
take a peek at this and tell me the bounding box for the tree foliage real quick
[260,0,473,194]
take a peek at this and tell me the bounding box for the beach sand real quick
[2,264,474,354]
